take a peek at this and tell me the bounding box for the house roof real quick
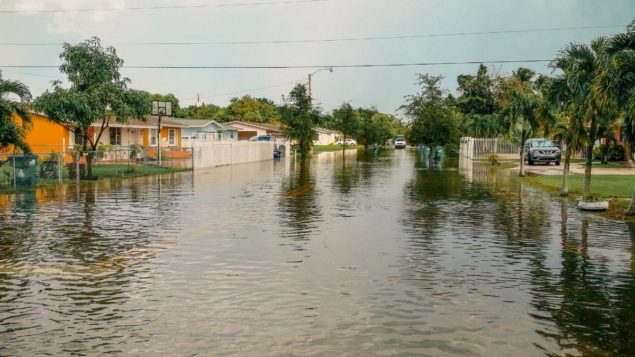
[226,121,282,133]
[90,116,187,129]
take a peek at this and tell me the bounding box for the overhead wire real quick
[0,0,327,13]
[0,25,624,47]
[0,59,553,70]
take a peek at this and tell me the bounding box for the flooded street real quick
[1,150,634,356]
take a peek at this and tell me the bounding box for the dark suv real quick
[525,139,561,165]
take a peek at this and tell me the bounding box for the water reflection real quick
[0,152,634,355]
[278,158,322,251]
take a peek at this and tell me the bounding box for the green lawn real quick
[91,164,188,179]
[312,145,358,153]
[528,175,635,198]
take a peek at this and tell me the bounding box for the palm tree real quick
[594,19,635,213]
[552,39,614,195]
[0,70,32,153]
[500,67,551,177]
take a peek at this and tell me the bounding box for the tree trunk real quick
[519,129,526,177]
[86,152,94,178]
[627,188,635,216]
[342,135,346,154]
[625,141,634,168]
[561,143,570,197]
[583,116,597,195]
[600,138,608,164]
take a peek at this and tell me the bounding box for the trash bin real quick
[8,153,39,186]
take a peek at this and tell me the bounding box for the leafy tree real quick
[149,93,181,117]
[457,64,496,115]
[280,84,319,156]
[34,37,149,178]
[225,95,279,123]
[499,67,553,177]
[401,74,460,154]
[332,102,360,151]
[179,103,222,119]
[0,71,32,153]
[552,39,614,194]
[594,18,635,213]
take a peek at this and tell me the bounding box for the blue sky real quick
[1,0,634,115]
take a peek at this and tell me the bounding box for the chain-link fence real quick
[0,146,193,194]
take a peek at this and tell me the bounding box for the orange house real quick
[4,112,74,155]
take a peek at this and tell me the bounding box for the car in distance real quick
[336,138,357,146]
[525,138,561,165]
[394,135,406,149]
[249,135,274,142]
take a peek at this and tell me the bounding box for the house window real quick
[168,129,176,146]
[109,127,121,145]
[150,129,158,146]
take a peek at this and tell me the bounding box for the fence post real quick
[58,154,63,184]
[12,156,16,189]
[75,151,80,182]
[191,146,195,170]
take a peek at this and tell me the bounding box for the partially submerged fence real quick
[0,147,192,193]
[191,141,274,169]
[459,137,520,160]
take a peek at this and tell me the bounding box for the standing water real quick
[0,150,633,356]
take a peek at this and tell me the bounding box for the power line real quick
[0,25,624,47]
[0,0,327,14]
[0,60,552,70]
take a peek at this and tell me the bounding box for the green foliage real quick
[34,37,149,176]
[129,144,143,161]
[225,96,279,123]
[401,74,460,149]
[179,103,222,120]
[95,143,114,161]
[280,84,319,156]
[456,64,496,116]
[0,71,32,152]
[332,102,360,144]
[149,93,181,116]
[357,112,394,148]
[488,154,500,165]
[43,151,61,162]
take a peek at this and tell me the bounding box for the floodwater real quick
[0,150,634,356]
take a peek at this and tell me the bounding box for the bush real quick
[593,143,625,161]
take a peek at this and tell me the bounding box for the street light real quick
[308,67,333,98]
[152,101,172,166]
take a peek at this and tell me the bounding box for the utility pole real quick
[307,67,333,98]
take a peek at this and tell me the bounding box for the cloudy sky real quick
[1,0,633,114]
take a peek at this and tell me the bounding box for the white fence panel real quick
[191,141,274,169]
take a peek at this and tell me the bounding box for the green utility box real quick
[8,154,39,186]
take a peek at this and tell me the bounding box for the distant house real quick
[315,128,341,145]
[169,118,238,142]
[226,121,284,141]
[91,116,186,149]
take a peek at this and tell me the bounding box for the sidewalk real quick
[526,162,635,176]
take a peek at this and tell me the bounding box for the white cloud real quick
[13,0,126,34]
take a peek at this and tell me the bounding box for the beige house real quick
[315,128,341,145]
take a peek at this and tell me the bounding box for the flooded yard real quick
[0,150,633,356]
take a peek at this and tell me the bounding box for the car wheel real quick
[556,161,560,166]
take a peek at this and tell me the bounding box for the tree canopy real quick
[0,71,32,153]
[34,37,149,177]
[280,84,319,156]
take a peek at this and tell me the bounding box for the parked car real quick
[336,138,357,146]
[249,135,274,142]
[525,138,561,165]
[394,135,406,149]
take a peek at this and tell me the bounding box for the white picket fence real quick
[460,137,520,160]
[191,141,275,169]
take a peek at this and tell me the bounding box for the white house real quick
[226,121,284,141]
[169,118,238,142]
[315,128,341,145]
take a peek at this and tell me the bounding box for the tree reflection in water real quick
[278,158,321,251]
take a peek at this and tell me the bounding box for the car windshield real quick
[530,140,555,147]
[396,136,405,141]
